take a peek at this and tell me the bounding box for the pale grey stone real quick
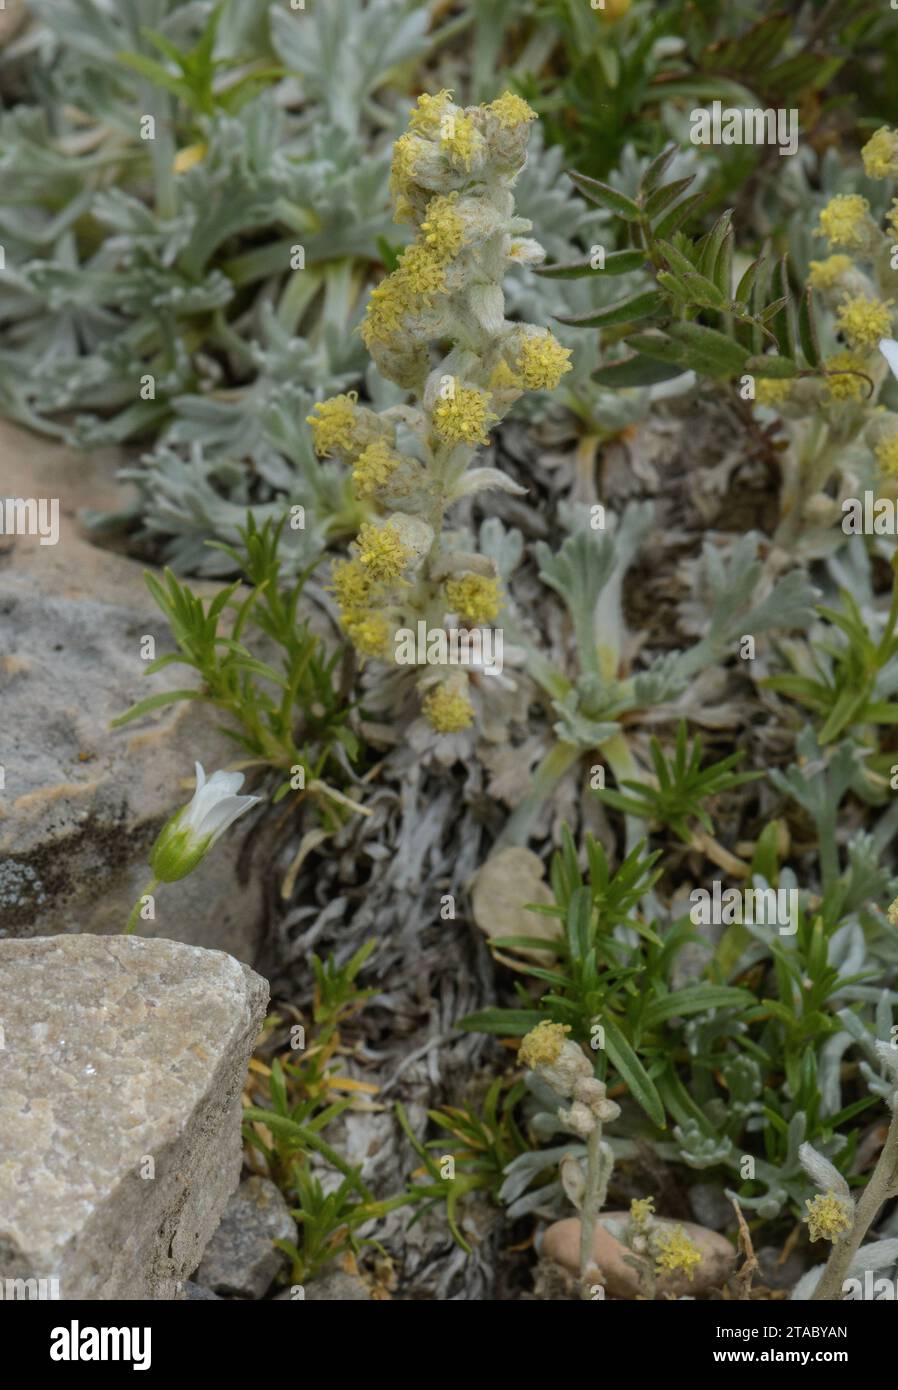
[0,420,266,964]
[194,1176,297,1299]
[688,1182,734,1232]
[0,934,268,1300]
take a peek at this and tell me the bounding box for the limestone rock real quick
[0,934,269,1300]
[194,1176,297,1299]
[541,1212,736,1299]
[0,419,266,963]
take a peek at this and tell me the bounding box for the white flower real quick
[150,763,262,882]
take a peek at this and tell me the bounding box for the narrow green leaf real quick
[567,170,641,221]
[535,249,645,278]
[555,289,666,328]
[592,354,687,387]
[111,689,203,728]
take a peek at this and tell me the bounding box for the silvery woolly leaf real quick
[879,337,898,383]
[798,1141,850,1197]
[559,1154,586,1211]
[790,1266,824,1301]
[450,468,528,501]
[874,1040,898,1081]
[848,1239,898,1275]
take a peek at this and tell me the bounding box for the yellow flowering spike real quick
[342,611,392,659]
[808,255,852,291]
[420,192,466,262]
[835,294,894,350]
[815,194,871,250]
[352,440,400,499]
[444,573,502,624]
[306,392,359,457]
[754,377,793,407]
[433,383,495,446]
[887,896,898,926]
[330,559,374,610]
[630,1196,655,1230]
[824,350,871,402]
[356,521,411,581]
[862,127,898,180]
[805,1192,853,1243]
[439,111,478,169]
[874,435,898,478]
[653,1226,703,1280]
[488,92,538,129]
[409,89,454,135]
[514,333,574,391]
[421,682,475,733]
[519,1020,570,1069]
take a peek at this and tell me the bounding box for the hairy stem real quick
[812,1102,898,1300]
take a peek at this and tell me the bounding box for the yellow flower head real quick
[630,1196,655,1230]
[400,241,447,297]
[888,896,898,926]
[489,359,522,392]
[356,521,410,581]
[519,1020,570,1069]
[514,333,574,391]
[390,131,424,199]
[653,1226,703,1280]
[874,435,898,478]
[421,681,475,733]
[808,255,852,291]
[433,383,495,446]
[306,392,360,458]
[805,1191,853,1243]
[825,350,871,402]
[815,195,872,250]
[409,89,454,136]
[330,558,374,610]
[754,377,793,407]
[488,92,538,130]
[439,110,479,169]
[420,192,466,262]
[862,126,898,180]
[836,293,894,349]
[342,610,392,659]
[445,573,502,624]
[352,439,401,499]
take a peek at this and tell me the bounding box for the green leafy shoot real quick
[112,514,359,820]
[117,5,285,121]
[398,1079,529,1253]
[763,560,898,746]
[596,721,761,842]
